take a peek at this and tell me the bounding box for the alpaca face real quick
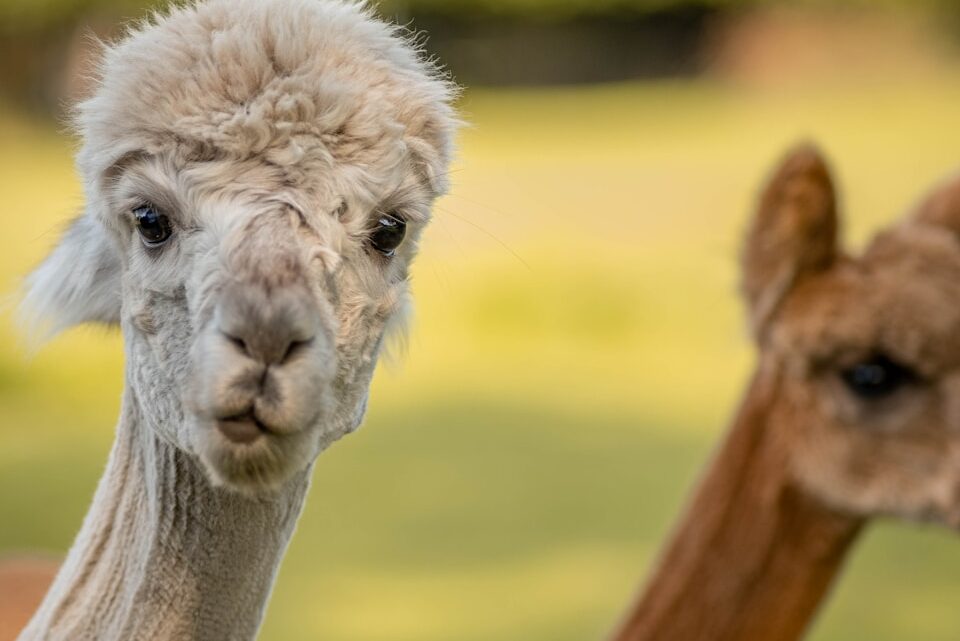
[21,0,456,494]
[744,146,960,527]
[105,153,435,493]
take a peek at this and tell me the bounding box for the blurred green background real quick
[4,0,960,640]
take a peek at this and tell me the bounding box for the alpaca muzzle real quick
[190,277,337,447]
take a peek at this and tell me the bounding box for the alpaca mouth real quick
[216,411,271,445]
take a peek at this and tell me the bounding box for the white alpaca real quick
[16,1,457,639]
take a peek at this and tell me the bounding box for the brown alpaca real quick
[610,145,960,641]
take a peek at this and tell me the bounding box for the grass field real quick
[3,76,960,640]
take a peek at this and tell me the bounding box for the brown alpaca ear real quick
[911,172,960,236]
[742,144,839,340]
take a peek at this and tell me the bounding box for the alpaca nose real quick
[217,282,319,365]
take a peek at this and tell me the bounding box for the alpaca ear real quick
[20,212,122,341]
[403,95,460,196]
[742,144,839,340]
[406,119,455,196]
[911,172,960,235]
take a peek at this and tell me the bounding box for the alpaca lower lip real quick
[216,414,269,444]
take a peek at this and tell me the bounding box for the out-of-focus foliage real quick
[0,0,140,33]
[379,0,954,19]
[0,0,955,33]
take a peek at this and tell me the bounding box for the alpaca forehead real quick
[776,247,960,373]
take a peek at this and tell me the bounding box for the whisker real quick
[441,190,515,219]
[434,204,532,272]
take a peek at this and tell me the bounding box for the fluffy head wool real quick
[76,0,457,218]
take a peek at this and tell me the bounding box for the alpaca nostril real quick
[219,327,314,365]
[223,333,250,356]
[216,282,320,365]
[279,338,313,365]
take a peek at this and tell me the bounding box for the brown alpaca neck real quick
[611,370,864,641]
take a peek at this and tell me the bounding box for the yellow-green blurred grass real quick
[4,76,960,640]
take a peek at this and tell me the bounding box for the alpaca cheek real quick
[128,345,188,445]
[129,305,158,336]
[347,392,369,434]
[332,312,389,432]
[121,293,197,446]
[127,292,166,337]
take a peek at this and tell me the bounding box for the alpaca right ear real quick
[20,212,122,342]
[742,144,839,340]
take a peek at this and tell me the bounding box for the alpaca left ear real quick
[742,144,839,340]
[20,212,122,341]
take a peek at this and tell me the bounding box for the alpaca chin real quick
[190,413,322,496]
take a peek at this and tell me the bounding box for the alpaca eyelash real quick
[377,209,407,224]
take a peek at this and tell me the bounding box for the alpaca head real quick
[743,145,960,527]
[21,0,456,494]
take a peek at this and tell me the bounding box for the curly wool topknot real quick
[74,0,458,198]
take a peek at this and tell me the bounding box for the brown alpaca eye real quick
[369,213,406,257]
[840,354,916,399]
[133,205,172,247]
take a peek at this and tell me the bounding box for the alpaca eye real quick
[133,205,172,247]
[840,354,916,400]
[369,213,406,257]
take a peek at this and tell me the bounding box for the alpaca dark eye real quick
[369,213,406,257]
[133,205,172,247]
[840,354,916,400]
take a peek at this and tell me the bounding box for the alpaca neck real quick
[611,371,864,641]
[18,385,310,641]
